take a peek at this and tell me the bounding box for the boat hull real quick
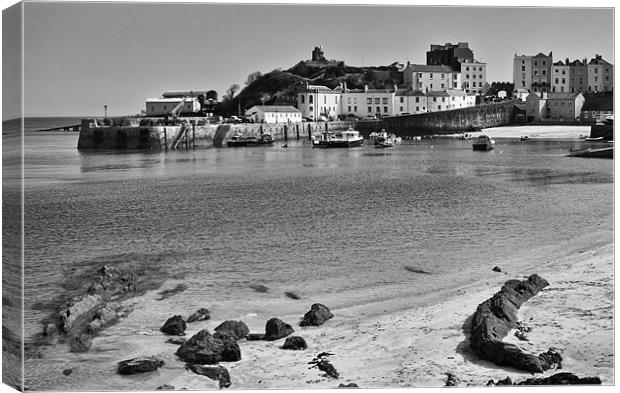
[472,143,493,151]
[313,139,364,148]
[568,147,613,159]
[227,140,248,147]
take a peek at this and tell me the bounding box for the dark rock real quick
[300,303,334,327]
[156,385,175,390]
[157,284,188,301]
[43,323,58,337]
[445,373,460,386]
[285,291,301,300]
[161,315,187,336]
[176,329,241,364]
[187,308,211,323]
[69,333,93,352]
[214,320,249,340]
[117,356,164,375]
[404,266,432,274]
[514,331,528,341]
[487,377,513,386]
[492,266,502,272]
[186,364,231,388]
[282,336,307,350]
[62,369,73,376]
[338,383,359,388]
[246,333,265,341]
[538,348,563,370]
[166,338,187,345]
[517,373,602,385]
[469,274,550,373]
[264,318,294,341]
[309,352,339,379]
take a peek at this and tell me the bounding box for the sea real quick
[2,117,614,390]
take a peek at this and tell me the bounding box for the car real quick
[365,114,377,120]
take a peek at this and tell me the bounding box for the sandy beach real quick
[119,230,614,390]
[453,125,592,140]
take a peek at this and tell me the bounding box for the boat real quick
[520,136,530,141]
[460,133,473,140]
[584,136,605,142]
[472,135,495,151]
[226,133,247,147]
[374,140,394,148]
[312,127,364,148]
[369,129,399,148]
[567,146,613,159]
[246,133,274,145]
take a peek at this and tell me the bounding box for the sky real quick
[1,1,615,119]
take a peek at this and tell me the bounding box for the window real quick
[441,83,445,89]
[418,73,422,78]
[354,106,357,112]
[335,96,338,104]
[594,76,598,82]
[301,96,305,104]
[555,69,559,73]
[466,74,470,79]
[438,105,442,110]
[479,67,483,71]
[522,66,526,71]
[555,78,559,83]
[151,106,155,112]
[542,70,546,75]
[416,106,419,111]
[430,73,433,79]
[400,97,404,103]
[534,61,538,66]
[534,71,539,76]
[375,98,380,104]
[473,75,476,79]
[542,61,546,66]
[324,96,326,104]
[562,78,565,84]
[465,67,469,71]
[309,106,313,112]
[594,68,598,74]
[479,75,483,79]
[400,106,404,111]
[383,106,388,113]
[347,97,351,104]
[430,84,433,89]
[415,97,419,103]
[441,73,445,78]
[376,106,381,113]
[367,106,372,113]
[433,97,437,102]
[309,95,313,103]
[442,97,446,102]
[348,106,351,112]
[561,70,565,75]
[367,98,372,104]
[451,97,455,101]
[382,98,388,104]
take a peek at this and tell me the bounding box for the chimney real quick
[566,58,569,65]
[364,85,368,93]
[394,84,398,92]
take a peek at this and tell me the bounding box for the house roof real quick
[247,105,300,113]
[533,52,552,58]
[406,64,455,73]
[545,92,582,100]
[146,97,195,103]
[395,90,426,96]
[588,56,613,66]
[426,89,469,97]
[304,84,335,92]
[162,91,212,97]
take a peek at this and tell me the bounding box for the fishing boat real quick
[472,135,495,151]
[520,136,530,141]
[567,146,613,159]
[370,129,399,148]
[246,133,274,145]
[312,127,364,148]
[226,133,247,147]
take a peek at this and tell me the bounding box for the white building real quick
[297,84,342,120]
[341,86,396,118]
[245,105,302,124]
[145,97,200,116]
[459,58,487,95]
[426,90,476,112]
[403,64,461,92]
[394,90,428,114]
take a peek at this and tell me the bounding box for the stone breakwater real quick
[77,118,355,150]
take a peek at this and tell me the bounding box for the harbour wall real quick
[77,119,355,150]
[381,100,518,136]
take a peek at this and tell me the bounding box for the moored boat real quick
[472,135,495,151]
[226,133,247,147]
[312,127,364,148]
[246,133,274,145]
[567,146,613,159]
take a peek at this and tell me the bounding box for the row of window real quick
[417,73,458,79]
[366,98,389,104]
[464,74,484,79]
[300,95,339,105]
[464,67,484,72]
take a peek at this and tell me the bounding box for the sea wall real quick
[381,100,518,137]
[77,119,355,150]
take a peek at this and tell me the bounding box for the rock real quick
[117,356,164,375]
[214,320,249,340]
[264,318,294,341]
[492,266,502,272]
[161,315,187,336]
[282,336,307,350]
[187,308,211,323]
[246,333,265,341]
[157,284,188,301]
[69,333,93,352]
[285,291,301,300]
[517,372,602,385]
[62,369,73,376]
[514,331,528,341]
[43,323,58,337]
[445,373,460,386]
[166,338,187,345]
[249,284,269,293]
[156,385,175,390]
[59,294,105,333]
[309,352,339,379]
[186,364,231,389]
[538,348,563,370]
[338,383,359,388]
[299,304,334,327]
[404,266,432,274]
[469,274,550,373]
[176,329,241,364]
[486,377,513,386]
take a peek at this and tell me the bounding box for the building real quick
[460,58,487,95]
[551,60,570,93]
[341,86,396,118]
[568,59,588,94]
[244,105,302,123]
[587,55,614,93]
[524,92,585,122]
[145,97,200,116]
[393,90,428,115]
[297,84,342,120]
[426,42,473,72]
[513,52,552,94]
[426,90,476,112]
[403,64,461,92]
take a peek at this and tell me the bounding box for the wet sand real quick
[452,125,592,140]
[149,230,613,389]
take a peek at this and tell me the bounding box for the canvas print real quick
[2,1,614,391]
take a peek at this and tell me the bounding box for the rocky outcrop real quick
[264,318,294,341]
[470,274,553,373]
[282,336,307,350]
[338,383,359,388]
[299,304,333,327]
[186,364,232,388]
[161,315,187,336]
[214,321,249,340]
[246,333,265,341]
[309,352,339,379]
[156,385,175,390]
[487,373,602,385]
[69,332,93,352]
[117,356,164,375]
[176,329,241,364]
[187,308,211,323]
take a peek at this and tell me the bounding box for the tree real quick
[223,84,239,102]
[245,71,262,86]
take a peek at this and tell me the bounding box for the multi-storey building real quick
[426,90,476,112]
[426,42,473,72]
[568,59,588,94]
[394,90,428,115]
[341,86,396,118]
[524,92,585,122]
[551,60,570,93]
[513,52,552,94]
[587,55,614,93]
[460,58,487,95]
[403,64,461,92]
[297,84,342,120]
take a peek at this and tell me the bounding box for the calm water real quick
[3,118,614,390]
